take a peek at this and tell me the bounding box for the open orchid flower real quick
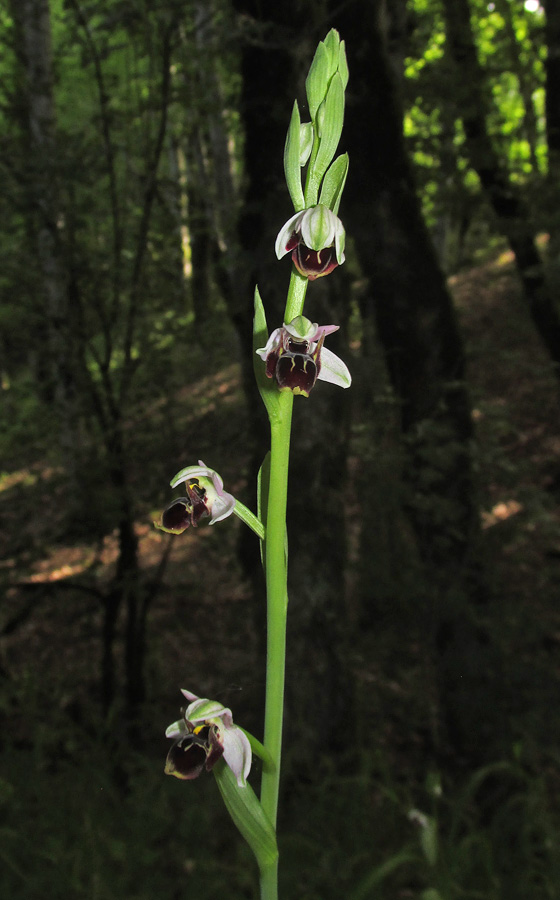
[155,461,236,534]
[165,690,252,787]
[275,205,345,280]
[256,315,351,397]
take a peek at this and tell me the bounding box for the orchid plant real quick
[156,30,350,900]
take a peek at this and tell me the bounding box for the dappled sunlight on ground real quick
[481,499,523,529]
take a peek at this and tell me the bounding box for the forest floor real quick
[2,248,560,757]
[3,250,560,898]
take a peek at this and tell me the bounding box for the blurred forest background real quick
[2,0,560,897]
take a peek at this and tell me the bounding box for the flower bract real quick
[275,205,345,280]
[156,461,235,534]
[256,315,351,397]
[165,689,252,787]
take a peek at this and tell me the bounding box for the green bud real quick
[323,29,341,80]
[306,73,344,202]
[305,41,330,121]
[338,40,349,90]
[318,153,349,215]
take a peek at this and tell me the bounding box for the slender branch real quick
[120,20,176,403]
[66,0,123,345]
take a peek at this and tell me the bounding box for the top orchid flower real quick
[275,205,345,280]
[156,461,236,534]
[165,689,252,787]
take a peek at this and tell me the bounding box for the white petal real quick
[256,327,281,361]
[170,463,212,489]
[165,718,188,739]
[311,323,339,342]
[208,492,236,525]
[180,688,200,703]
[221,725,252,787]
[334,220,346,264]
[274,210,304,260]
[317,346,352,389]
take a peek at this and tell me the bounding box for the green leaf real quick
[318,153,349,213]
[284,101,305,211]
[420,816,438,867]
[253,286,280,420]
[213,760,278,874]
[350,850,419,900]
[257,452,271,571]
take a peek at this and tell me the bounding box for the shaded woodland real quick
[2,0,560,897]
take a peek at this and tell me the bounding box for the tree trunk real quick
[543,0,560,264]
[329,0,506,765]
[9,0,81,489]
[334,0,478,569]
[443,0,560,372]
[544,0,560,175]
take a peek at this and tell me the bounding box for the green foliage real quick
[404,0,546,266]
[2,683,559,900]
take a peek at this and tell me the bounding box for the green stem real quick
[284,269,308,323]
[260,389,293,828]
[258,271,309,900]
[260,860,279,900]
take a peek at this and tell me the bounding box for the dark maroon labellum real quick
[276,352,318,397]
[292,242,338,281]
[161,478,209,533]
[166,723,224,780]
[275,334,325,397]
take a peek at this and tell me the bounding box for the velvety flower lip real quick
[275,205,345,280]
[256,315,351,396]
[156,461,236,534]
[165,689,252,787]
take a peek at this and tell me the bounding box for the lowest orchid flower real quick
[275,205,345,280]
[156,460,236,534]
[165,690,252,787]
[256,315,351,397]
